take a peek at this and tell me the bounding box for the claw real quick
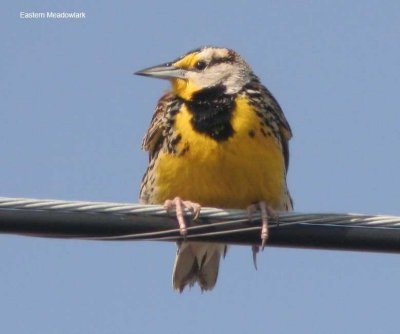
[247,201,277,250]
[182,200,201,220]
[251,245,259,270]
[164,197,201,236]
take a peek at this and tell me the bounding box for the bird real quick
[135,46,293,292]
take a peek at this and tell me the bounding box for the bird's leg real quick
[248,201,277,268]
[164,197,201,236]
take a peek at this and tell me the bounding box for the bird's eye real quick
[195,60,207,71]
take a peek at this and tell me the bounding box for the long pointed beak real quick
[134,62,187,80]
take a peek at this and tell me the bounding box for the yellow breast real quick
[152,95,287,210]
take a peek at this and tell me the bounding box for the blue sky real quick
[1,1,400,333]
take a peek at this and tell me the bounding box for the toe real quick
[182,200,202,220]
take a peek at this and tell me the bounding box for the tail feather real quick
[172,242,226,292]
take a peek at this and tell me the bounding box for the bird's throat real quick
[185,85,235,141]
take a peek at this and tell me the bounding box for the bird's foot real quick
[248,201,277,268]
[164,197,201,236]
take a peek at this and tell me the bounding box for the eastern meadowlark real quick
[135,46,293,292]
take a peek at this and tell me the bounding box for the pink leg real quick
[164,197,201,236]
[259,201,277,249]
[248,201,277,268]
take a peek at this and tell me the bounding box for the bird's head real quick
[135,47,254,100]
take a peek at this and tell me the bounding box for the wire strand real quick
[1,196,400,252]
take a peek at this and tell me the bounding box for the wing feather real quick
[246,79,292,172]
[141,92,175,160]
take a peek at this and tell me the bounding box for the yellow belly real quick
[152,96,287,210]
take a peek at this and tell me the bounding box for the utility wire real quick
[1,196,400,253]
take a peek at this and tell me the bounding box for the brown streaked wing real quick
[141,92,174,160]
[258,84,292,172]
